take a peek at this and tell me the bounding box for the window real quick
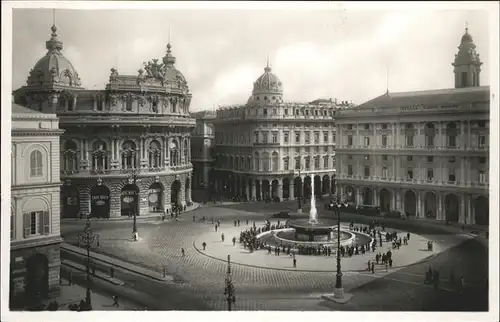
[273,109,277,115]
[364,137,370,146]
[272,133,278,143]
[323,157,328,168]
[449,156,455,163]
[305,157,311,170]
[348,165,353,176]
[364,155,370,161]
[24,211,49,237]
[67,99,74,111]
[382,135,387,147]
[348,155,353,160]
[478,120,486,128]
[347,124,353,130]
[479,157,486,164]
[426,134,434,147]
[407,155,413,161]
[382,123,388,130]
[254,132,259,143]
[427,169,434,181]
[305,147,310,153]
[284,132,289,143]
[479,171,486,183]
[295,147,300,153]
[364,166,370,177]
[427,156,434,163]
[295,157,301,170]
[347,135,353,146]
[305,132,310,144]
[478,135,486,148]
[448,135,456,148]
[126,99,133,111]
[284,109,289,115]
[407,168,414,180]
[263,109,268,116]
[284,158,289,170]
[323,132,328,143]
[382,167,388,178]
[314,132,320,143]
[448,169,456,182]
[406,135,414,147]
[30,150,43,177]
[295,131,301,143]
[382,155,388,161]
[323,146,328,152]
[332,133,336,143]
[263,132,268,143]
[364,124,370,130]
[314,157,320,169]
[314,146,319,153]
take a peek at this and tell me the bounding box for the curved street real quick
[61,201,489,311]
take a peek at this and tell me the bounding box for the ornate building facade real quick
[213,63,351,201]
[335,27,490,225]
[190,110,216,201]
[10,103,64,305]
[13,23,195,219]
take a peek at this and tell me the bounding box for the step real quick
[61,259,125,286]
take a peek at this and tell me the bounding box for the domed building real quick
[211,62,351,203]
[13,23,195,220]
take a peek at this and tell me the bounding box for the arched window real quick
[92,140,108,172]
[121,140,137,169]
[425,123,435,147]
[447,123,457,148]
[170,140,179,167]
[63,140,78,172]
[149,140,162,169]
[254,152,260,171]
[272,152,279,172]
[262,152,270,172]
[30,150,43,177]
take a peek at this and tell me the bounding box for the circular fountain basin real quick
[290,218,340,242]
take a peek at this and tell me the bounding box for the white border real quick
[1,2,499,322]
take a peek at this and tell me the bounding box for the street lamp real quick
[130,169,140,241]
[334,196,348,298]
[77,216,100,310]
[223,254,236,311]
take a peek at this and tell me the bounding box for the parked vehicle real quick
[356,205,381,216]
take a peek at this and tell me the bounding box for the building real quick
[335,27,490,225]
[190,110,216,201]
[13,23,195,219]
[10,103,64,307]
[213,63,352,202]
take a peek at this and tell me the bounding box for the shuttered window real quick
[23,210,50,237]
[30,150,43,177]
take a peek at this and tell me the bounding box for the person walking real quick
[221,233,225,242]
[371,262,375,274]
[215,224,218,232]
[367,260,371,272]
[112,295,119,307]
[232,237,236,246]
[293,257,297,268]
[202,242,207,250]
[181,248,185,256]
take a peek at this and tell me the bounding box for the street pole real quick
[132,170,138,241]
[296,167,302,212]
[224,254,236,311]
[334,196,347,299]
[77,216,100,310]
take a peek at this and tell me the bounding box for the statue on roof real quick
[144,59,166,85]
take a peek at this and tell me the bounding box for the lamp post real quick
[77,216,100,310]
[334,196,348,298]
[223,254,236,311]
[130,170,139,241]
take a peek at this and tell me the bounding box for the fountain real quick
[256,179,372,252]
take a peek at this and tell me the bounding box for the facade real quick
[13,23,195,219]
[190,110,216,201]
[10,103,64,306]
[213,63,353,201]
[335,27,490,225]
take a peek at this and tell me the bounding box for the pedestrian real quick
[293,257,297,268]
[389,258,393,268]
[234,220,237,227]
[221,233,225,242]
[367,260,371,271]
[181,248,185,256]
[211,217,214,224]
[246,219,249,225]
[193,215,196,222]
[385,262,388,272]
[202,242,207,250]
[237,219,240,226]
[232,237,236,246]
[112,295,119,307]
[371,262,375,274]
[215,225,218,232]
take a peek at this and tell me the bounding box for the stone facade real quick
[213,64,352,201]
[10,103,64,306]
[13,24,195,219]
[334,27,490,225]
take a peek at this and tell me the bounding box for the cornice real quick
[12,129,65,136]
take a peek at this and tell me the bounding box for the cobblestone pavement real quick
[61,203,489,311]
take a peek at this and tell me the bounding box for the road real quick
[61,200,489,311]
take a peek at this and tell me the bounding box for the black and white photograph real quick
[1,1,498,321]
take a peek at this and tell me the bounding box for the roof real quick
[191,110,216,119]
[358,86,490,109]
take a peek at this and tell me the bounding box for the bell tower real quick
[452,24,482,88]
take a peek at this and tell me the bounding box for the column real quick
[459,195,465,224]
[470,196,476,225]
[373,188,379,207]
[460,157,466,186]
[251,183,256,200]
[109,191,121,218]
[278,183,283,200]
[111,137,115,161]
[356,187,361,205]
[78,185,91,216]
[289,182,295,200]
[339,185,344,200]
[245,183,250,200]
[391,190,396,210]
[187,178,193,204]
[417,191,422,218]
[437,192,443,221]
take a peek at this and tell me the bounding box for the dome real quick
[461,28,473,44]
[247,63,284,105]
[27,25,82,87]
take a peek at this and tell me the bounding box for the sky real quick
[10,2,494,112]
